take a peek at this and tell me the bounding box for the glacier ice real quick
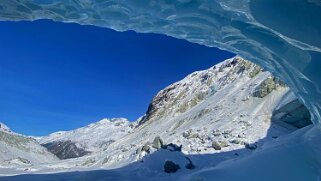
[0,0,319,124]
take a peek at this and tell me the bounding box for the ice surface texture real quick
[0,0,320,123]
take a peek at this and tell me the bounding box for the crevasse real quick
[0,0,320,124]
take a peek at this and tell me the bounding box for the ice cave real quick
[0,0,320,180]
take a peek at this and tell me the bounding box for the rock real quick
[183,129,200,139]
[102,157,110,164]
[152,136,164,149]
[121,148,129,152]
[82,158,96,166]
[164,160,180,173]
[230,139,241,144]
[182,129,192,138]
[213,132,221,137]
[163,143,182,152]
[17,157,31,164]
[136,142,152,155]
[212,140,229,150]
[245,143,258,150]
[212,141,222,150]
[249,65,262,78]
[188,133,200,139]
[219,140,229,147]
[141,143,151,154]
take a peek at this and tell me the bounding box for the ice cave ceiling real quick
[0,0,320,123]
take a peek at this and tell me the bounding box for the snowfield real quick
[1,126,319,181]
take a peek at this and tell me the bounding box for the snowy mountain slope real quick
[88,57,295,167]
[37,118,135,159]
[0,123,58,169]
[2,57,310,176]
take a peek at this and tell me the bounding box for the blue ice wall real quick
[0,0,320,123]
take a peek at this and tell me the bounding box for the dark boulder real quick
[164,160,180,173]
[162,143,182,152]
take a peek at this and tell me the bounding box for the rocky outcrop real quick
[252,77,286,98]
[42,140,91,160]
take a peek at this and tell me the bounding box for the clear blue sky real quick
[0,20,234,136]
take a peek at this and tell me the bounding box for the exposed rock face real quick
[272,99,312,128]
[138,57,267,126]
[42,140,91,160]
[253,77,286,98]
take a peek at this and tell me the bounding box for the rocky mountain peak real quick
[138,57,264,126]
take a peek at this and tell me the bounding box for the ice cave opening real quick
[0,0,320,180]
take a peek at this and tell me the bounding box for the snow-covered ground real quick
[0,57,312,180]
[2,125,319,181]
